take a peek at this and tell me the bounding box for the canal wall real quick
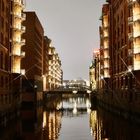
[0,93,21,127]
[0,108,20,128]
[94,92,140,124]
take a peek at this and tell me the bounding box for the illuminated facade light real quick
[21,69,25,75]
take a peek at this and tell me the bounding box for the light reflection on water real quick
[42,95,93,140]
[1,94,140,140]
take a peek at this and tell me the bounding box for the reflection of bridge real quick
[44,94,91,116]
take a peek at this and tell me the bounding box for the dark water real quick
[0,94,140,140]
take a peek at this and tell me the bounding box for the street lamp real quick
[128,65,133,73]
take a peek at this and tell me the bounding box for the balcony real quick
[133,14,140,22]
[134,61,140,70]
[21,51,25,57]
[104,65,109,69]
[14,0,21,4]
[21,39,26,46]
[13,54,22,58]
[13,0,25,9]
[104,56,110,59]
[13,26,21,32]
[21,26,26,33]
[103,25,108,30]
[133,34,140,39]
[134,47,140,54]
[13,40,20,45]
[22,13,26,20]
[104,71,110,78]
[13,13,22,20]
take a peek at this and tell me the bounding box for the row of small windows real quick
[0,76,9,88]
[0,51,8,71]
[0,0,10,12]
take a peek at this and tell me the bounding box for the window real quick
[1,17,4,29]
[0,51,3,69]
[1,33,3,44]
[2,0,4,12]
[1,76,4,88]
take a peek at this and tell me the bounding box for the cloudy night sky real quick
[25,0,106,80]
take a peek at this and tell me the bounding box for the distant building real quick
[89,61,96,91]
[42,36,50,91]
[63,79,87,89]
[47,42,63,90]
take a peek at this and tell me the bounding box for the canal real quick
[0,93,140,140]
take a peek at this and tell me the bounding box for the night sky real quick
[25,0,106,80]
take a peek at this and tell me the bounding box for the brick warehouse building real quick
[0,0,11,95]
[109,0,140,97]
[21,12,44,92]
[95,0,140,115]
[0,0,25,125]
[21,12,44,106]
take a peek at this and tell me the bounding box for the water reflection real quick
[90,108,140,140]
[42,111,62,140]
[1,93,140,140]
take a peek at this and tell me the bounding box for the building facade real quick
[21,11,44,92]
[99,4,110,91]
[89,61,96,91]
[0,0,25,96]
[108,0,140,94]
[47,42,63,90]
[0,0,25,125]
[42,36,50,91]
[94,0,140,115]
[0,0,11,95]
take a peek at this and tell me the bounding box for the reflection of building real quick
[90,111,101,140]
[21,105,43,139]
[42,111,62,140]
[47,42,63,90]
[90,108,140,140]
